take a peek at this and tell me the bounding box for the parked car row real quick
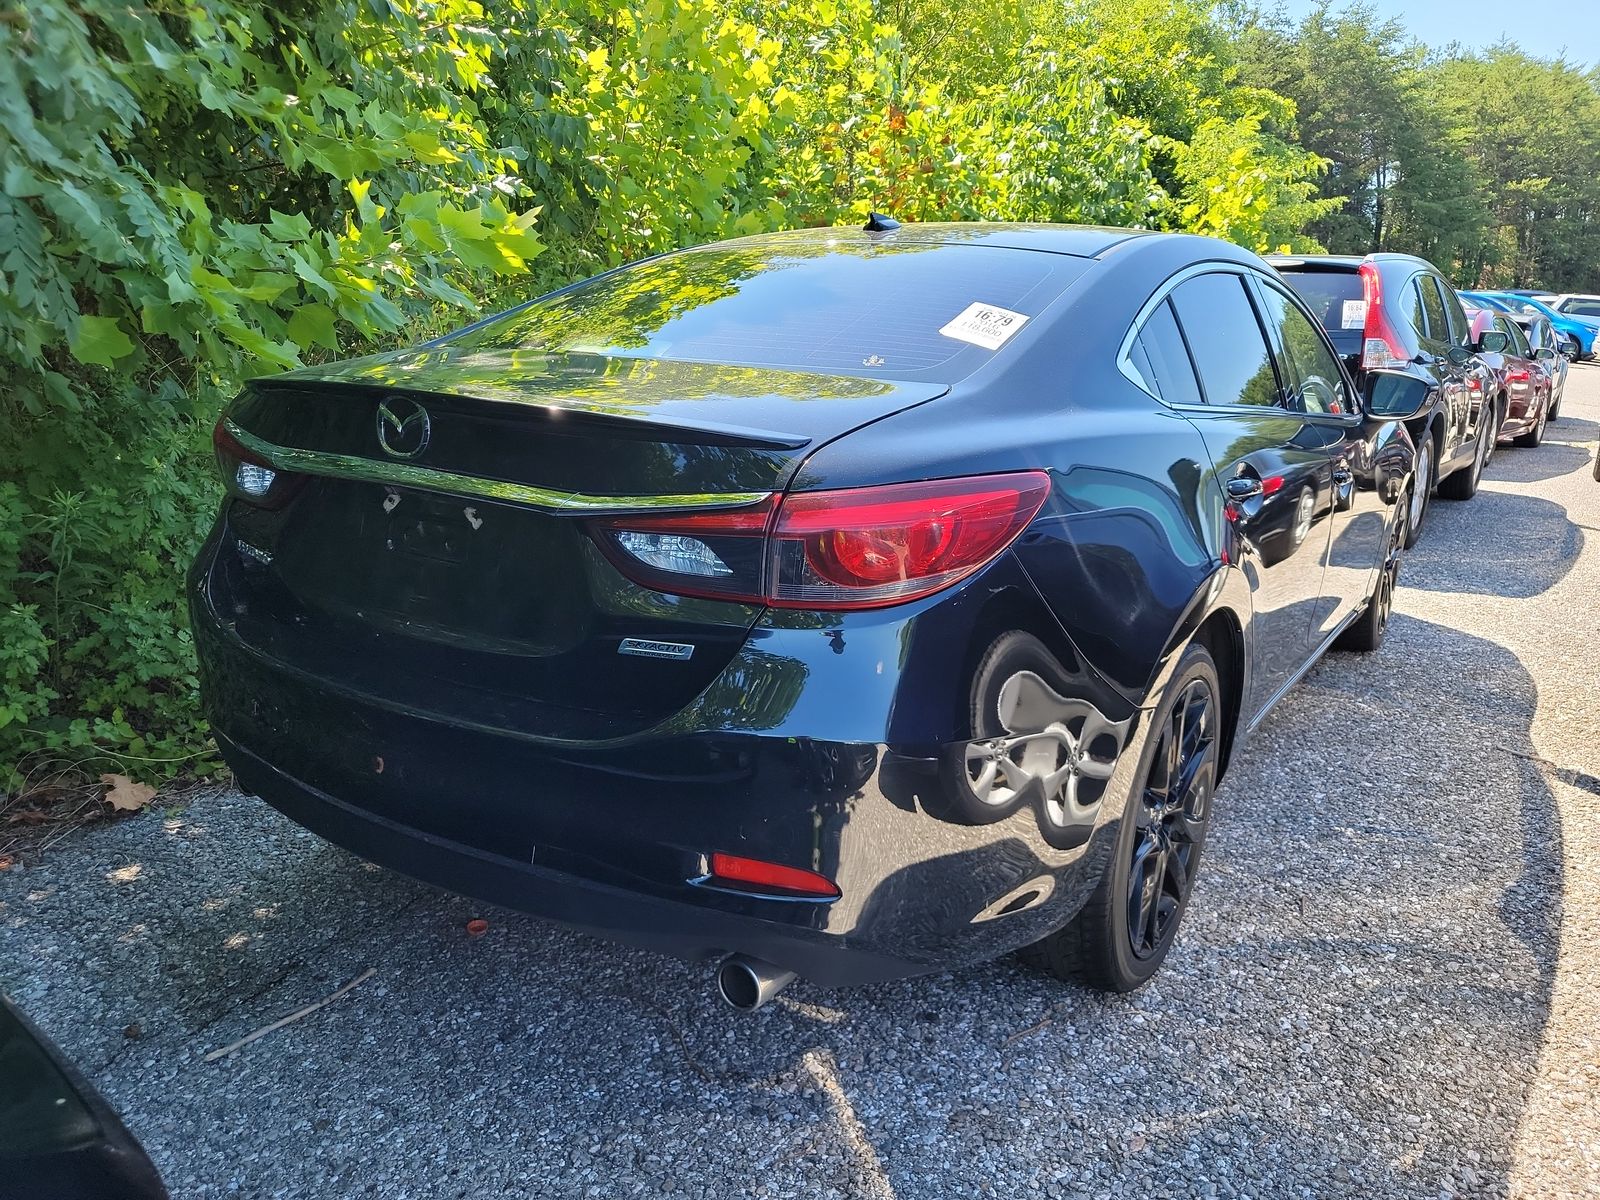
[1264,252,1569,546]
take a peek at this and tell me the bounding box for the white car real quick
[1549,293,1600,321]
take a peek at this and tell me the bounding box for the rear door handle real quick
[1225,477,1264,501]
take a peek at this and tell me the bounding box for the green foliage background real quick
[0,0,1594,789]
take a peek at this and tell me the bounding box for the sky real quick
[1274,0,1597,69]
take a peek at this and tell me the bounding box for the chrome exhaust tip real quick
[715,955,797,1011]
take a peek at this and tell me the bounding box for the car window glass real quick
[1404,278,1428,340]
[1272,269,1364,333]
[1252,282,1350,415]
[460,240,1073,383]
[1418,275,1449,343]
[1560,298,1600,317]
[1168,273,1281,408]
[1129,299,1205,407]
[1436,278,1469,343]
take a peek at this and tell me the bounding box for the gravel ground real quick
[6,374,1600,1200]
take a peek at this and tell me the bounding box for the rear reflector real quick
[707,852,841,899]
[592,471,1051,611]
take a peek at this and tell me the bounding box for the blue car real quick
[1463,291,1598,361]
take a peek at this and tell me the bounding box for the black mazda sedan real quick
[191,222,1422,1006]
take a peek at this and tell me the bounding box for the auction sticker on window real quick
[939,302,1030,350]
[1341,299,1368,328]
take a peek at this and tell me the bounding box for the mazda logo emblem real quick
[375,396,431,459]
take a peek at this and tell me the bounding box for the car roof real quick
[718,221,1160,260]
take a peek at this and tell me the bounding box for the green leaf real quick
[266,210,313,243]
[69,316,136,367]
[287,303,339,351]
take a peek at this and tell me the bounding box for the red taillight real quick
[1359,262,1410,371]
[707,852,840,899]
[592,471,1051,611]
[1507,367,1531,383]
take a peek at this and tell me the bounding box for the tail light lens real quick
[213,419,298,508]
[705,852,840,899]
[592,471,1051,611]
[1359,262,1411,371]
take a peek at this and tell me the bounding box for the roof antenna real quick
[864,211,901,234]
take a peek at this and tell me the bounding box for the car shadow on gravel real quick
[0,617,1568,1200]
[1405,488,1583,596]
[1489,408,1598,484]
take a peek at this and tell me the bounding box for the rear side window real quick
[1169,273,1282,408]
[1274,269,1365,333]
[1417,275,1449,343]
[1436,277,1470,343]
[1128,299,1204,407]
[1404,278,1428,339]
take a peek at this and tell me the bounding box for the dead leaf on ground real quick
[0,855,13,871]
[101,774,157,813]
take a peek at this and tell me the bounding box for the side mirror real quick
[1363,370,1431,420]
[1534,346,1557,361]
[1477,331,1509,354]
[1446,344,1473,366]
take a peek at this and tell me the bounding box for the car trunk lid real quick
[210,352,946,739]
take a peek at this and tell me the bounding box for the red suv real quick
[1463,306,1555,448]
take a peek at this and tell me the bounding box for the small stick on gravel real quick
[203,968,375,1063]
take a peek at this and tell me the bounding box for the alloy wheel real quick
[1127,677,1216,960]
[963,672,1116,816]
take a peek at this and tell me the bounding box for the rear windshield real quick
[1274,269,1366,335]
[455,240,1077,382]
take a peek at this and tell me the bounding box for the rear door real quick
[1410,273,1474,462]
[1159,270,1341,717]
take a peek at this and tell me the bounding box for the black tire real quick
[1403,431,1435,549]
[1513,399,1548,448]
[1437,419,1489,501]
[1019,642,1220,992]
[1335,495,1405,653]
[1563,337,1581,362]
[929,631,1076,826]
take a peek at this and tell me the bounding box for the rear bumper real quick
[191,534,1149,986]
[218,732,924,984]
